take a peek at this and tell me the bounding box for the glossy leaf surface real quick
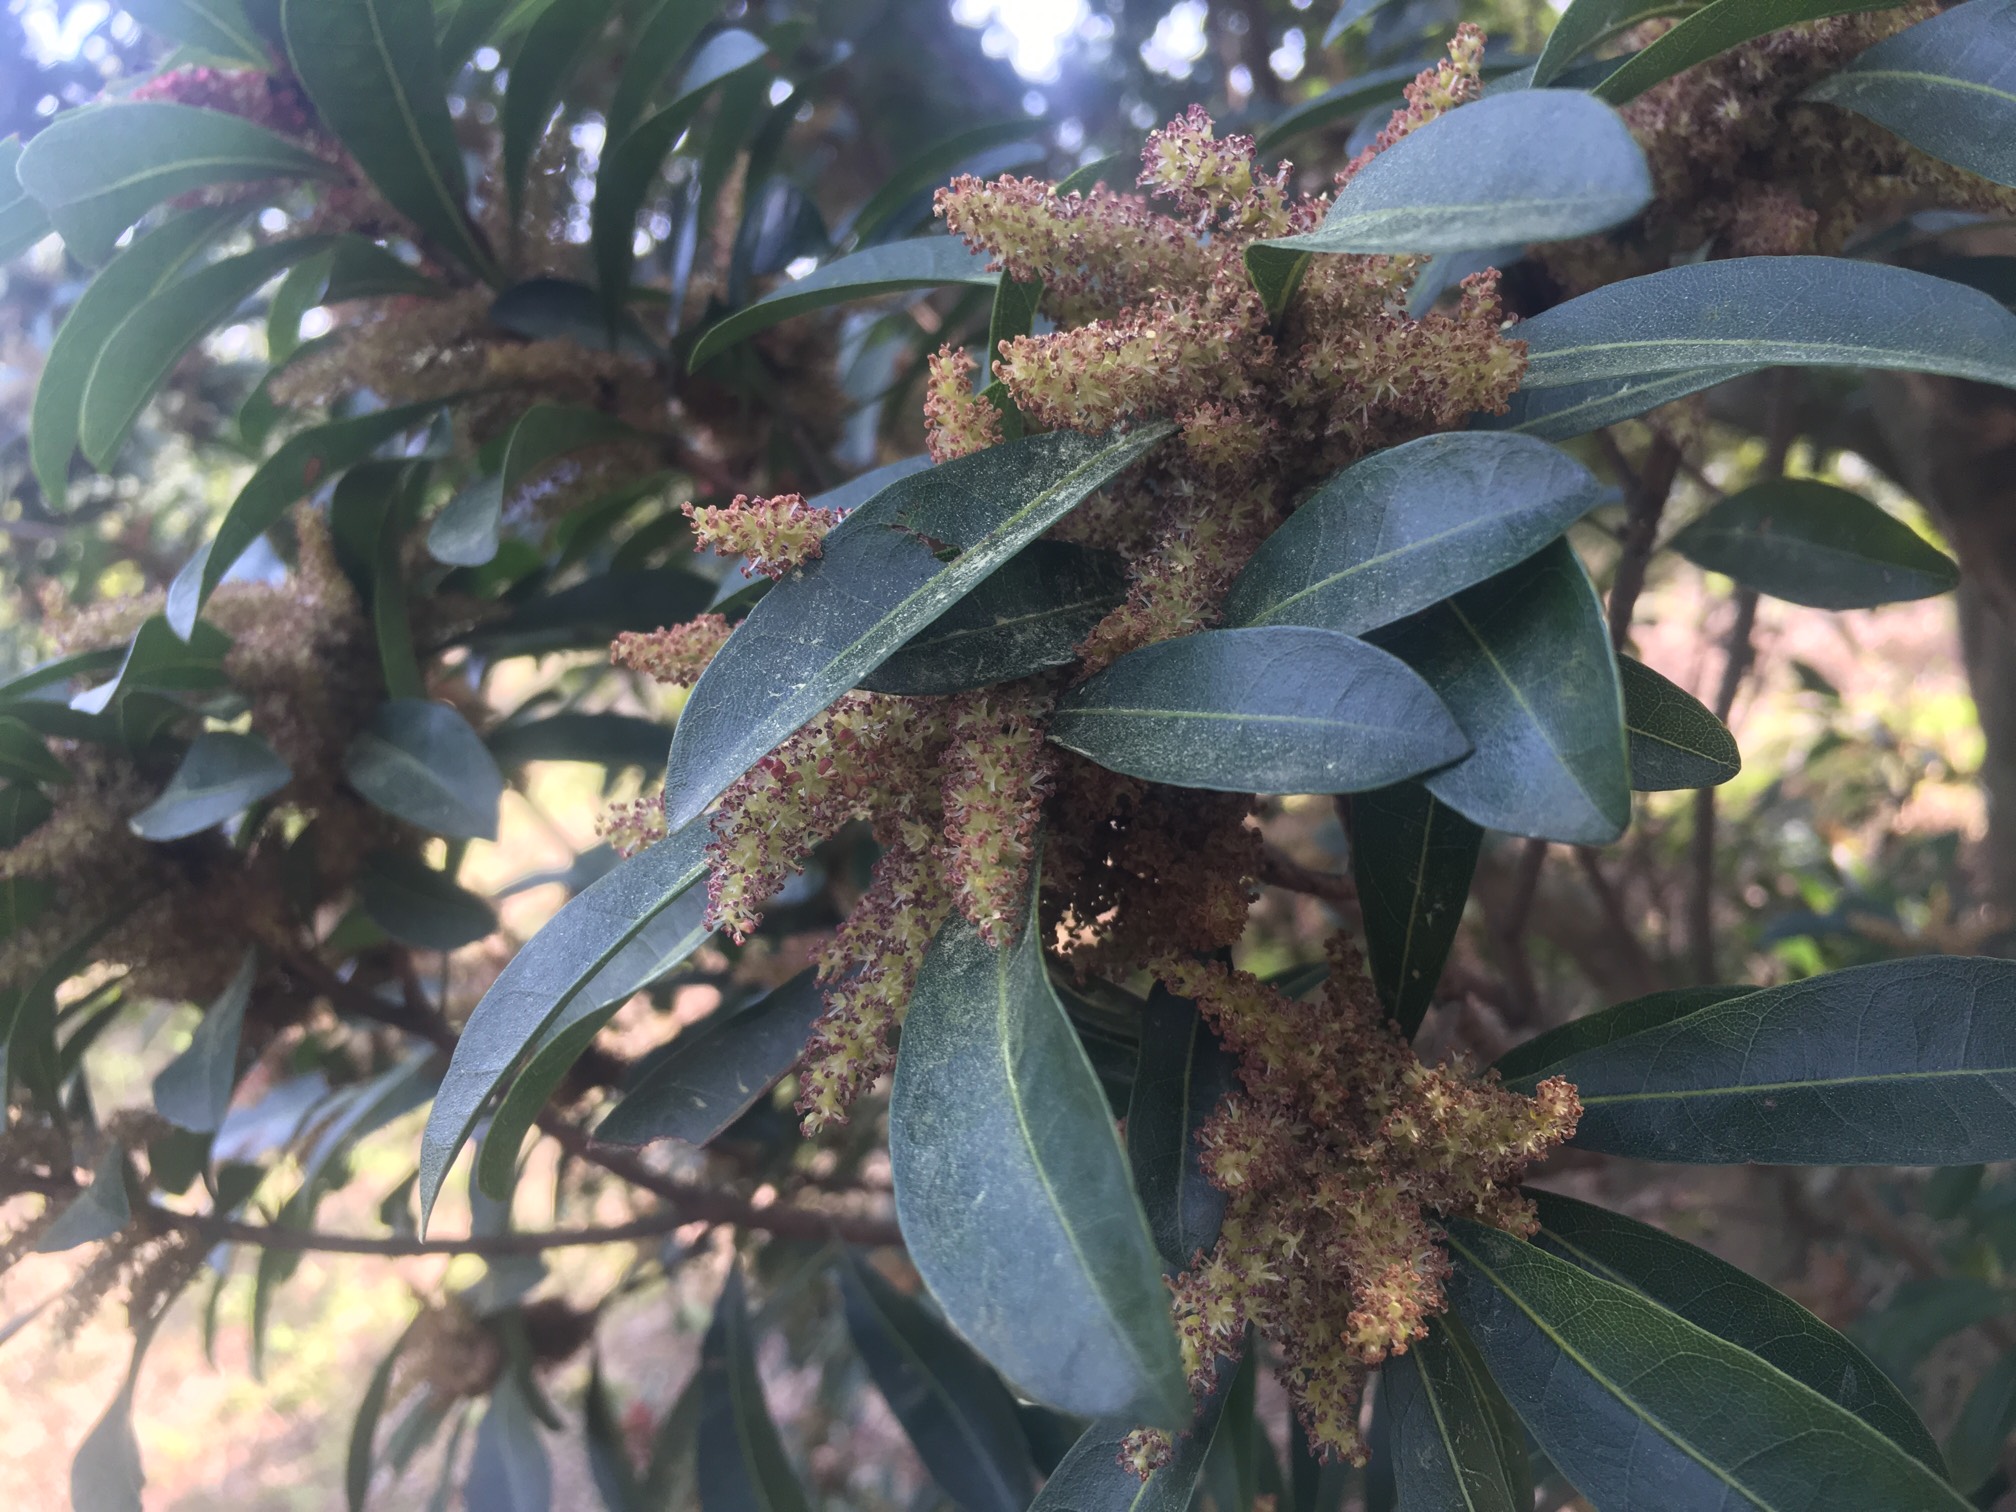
[1494,984,1753,1083]
[1126,984,1237,1274]
[1531,0,1694,86]
[1382,1315,1531,1512]
[123,0,267,65]
[427,405,640,566]
[344,699,505,841]
[130,732,291,841]
[152,952,256,1133]
[356,852,496,952]
[1351,781,1483,1036]
[1028,1357,1239,1512]
[500,0,619,215]
[1620,656,1741,790]
[1597,0,1914,105]
[696,1266,811,1512]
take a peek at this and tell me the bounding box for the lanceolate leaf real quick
[1371,539,1630,845]
[847,120,1041,246]
[80,235,336,468]
[129,732,292,841]
[1126,985,1237,1274]
[1494,984,1753,1083]
[1528,1190,1943,1471]
[1595,0,1912,106]
[1381,1315,1532,1512]
[486,713,667,772]
[500,0,620,217]
[464,1370,552,1512]
[123,0,268,66]
[1223,432,1611,637]
[1445,1220,1971,1512]
[35,1142,133,1253]
[356,851,496,952]
[836,1252,1039,1512]
[70,617,231,716]
[282,0,499,281]
[1029,1355,1241,1512]
[697,1265,812,1512]
[1253,60,1427,156]
[344,700,505,841]
[594,969,823,1147]
[1671,477,1958,608]
[0,138,51,262]
[1620,656,1741,790]
[1487,364,1760,441]
[152,952,256,1133]
[1531,0,1695,87]
[664,423,1173,831]
[16,102,335,263]
[860,541,1125,695]
[1051,627,1467,796]
[1350,781,1484,1037]
[1806,1,2016,189]
[605,0,721,139]
[418,818,711,1229]
[427,405,640,566]
[172,399,446,636]
[1246,91,1650,311]
[890,897,1190,1428]
[1521,956,2016,1164]
[1513,258,2016,401]
[687,237,999,371]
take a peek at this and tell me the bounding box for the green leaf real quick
[0,138,52,262]
[1323,0,1407,46]
[123,0,269,65]
[1520,956,2016,1164]
[36,1143,132,1254]
[172,399,446,636]
[1513,257,2016,403]
[1126,984,1237,1274]
[1223,432,1611,637]
[152,951,256,1133]
[1245,91,1650,311]
[697,1265,811,1512]
[1620,655,1741,790]
[1493,984,1752,1083]
[1370,538,1629,845]
[465,1370,552,1512]
[606,0,721,140]
[1053,625,1465,795]
[1671,477,1958,608]
[584,1356,641,1512]
[1029,1355,1240,1511]
[664,423,1172,831]
[890,888,1189,1427]
[1856,1277,2011,1382]
[836,1251,1039,1512]
[1807,1,2016,188]
[344,699,505,841]
[500,0,618,216]
[687,236,998,371]
[356,850,497,951]
[1596,0,1910,106]
[417,819,711,1229]
[846,121,1041,246]
[594,969,822,1147]
[0,718,68,786]
[347,1320,420,1512]
[1381,1315,1532,1512]
[1253,60,1427,156]
[1446,1220,1970,1512]
[0,648,125,706]
[427,404,641,566]
[487,713,667,772]
[130,731,291,840]
[1944,1348,2016,1493]
[592,29,772,325]
[1350,781,1483,1037]
[1529,1190,1944,1471]
[282,0,498,281]
[438,0,516,71]
[1531,0,1696,87]
[463,567,717,658]
[69,616,231,717]
[79,234,336,467]
[489,277,662,359]
[1487,364,1759,441]
[15,101,335,263]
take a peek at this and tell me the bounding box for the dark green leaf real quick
[1223,432,1611,638]
[1247,91,1650,311]
[71,617,231,717]
[1522,956,2016,1164]
[1513,258,2016,404]
[172,400,447,636]
[418,819,710,1228]
[847,122,1041,246]
[487,713,667,772]
[595,969,822,1146]
[1531,0,1694,86]
[1323,0,1407,46]
[0,138,52,262]
[1350,781,1483,1036]
[438,0,516,70]
[347,1319,419,1512]
[606,0,721,140]
[697,1265,811,1512]
[130,731,291,841]
[464,568,717,658]
[1620,655,1741,790]
[490,277,662,359]
[1028,1354,1239,1511]
[1494,984,1752,1083]
[1446,1221,1970,1512]
[1945,1349,2016,1493]
[465,1370,552,1512]
[35,1142,133,1253]
[0,718,68,786]
[16,102,335,263]
[344,699,505,841]
[427,404,640,566]
[501,0,620,216]
[1531,1190,1941,1469]
[1371,538,1629,845]
[1807,1,2016,188]
[282,0,498,281]
[1671,477,1958,608]
[125,0,268,64]
[1382,1315,1532,1512]
[0,648,125,705]
[665,423,1172,830]
[1487,364,1759,441]
[837,1252,1038,1512]
[1855,1276,2012,1381]
[1126,985,1236,1274]
[687,236,997,371]
[152,952,255,1133]
[1597,0,1911,106]
[1051,626,1467,795]
[0,785,52,850]
[357,850,496,951]
[1253,61,1426,156]
[890,891,1189,1427]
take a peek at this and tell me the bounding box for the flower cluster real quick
[1154,943,1580,1463]
[682,493,840,578]
[611,614,732,687]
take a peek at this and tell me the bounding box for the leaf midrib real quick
[1582,1064,2016,1105]
[1527,334,2015,384]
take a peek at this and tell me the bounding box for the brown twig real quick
[1492,839,1549,1023]
[1575,848,1661,997]
[1598,432,1682,651]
